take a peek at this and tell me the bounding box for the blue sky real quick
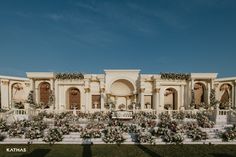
[0,0,236,77]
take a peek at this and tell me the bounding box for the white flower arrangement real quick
[43,128,63,144]
[102,127,125,144]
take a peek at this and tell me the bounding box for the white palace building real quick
[0,69,236,114]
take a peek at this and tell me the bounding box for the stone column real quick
[234,81,236,108]
[1,80,9,109]
[139,88,145,110]
[30,79,35,91]
[8,82,12,107]
[125,96,129,110]
[191,79,194,90]
[190,79,195,109]
[30,79,36,104]
[84,88,90,113]
[208,81,211,105]
[59,85,64,110]
[100,88,105,111]
[159,88,164,111]
[50,79,55,109]
[153,88,160,111]
[180,85,185,110]
[54,81,58,110]
[99,79,105,111]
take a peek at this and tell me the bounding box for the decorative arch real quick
[164,88,178,110]
[194,82,206,109]
[110,79,135,96]
[108,77,136,94]
[11,83,24,103]
[219,83,232,109]
[67,87,81,110]
[39,82,51,107]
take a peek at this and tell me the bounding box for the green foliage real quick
[55,72,84,80]
[160,72,191,80]
[14,102,24,109]
[221,125,236,142]
[196,112,215,128]
[27,90,34,105]
[210,89,218,108]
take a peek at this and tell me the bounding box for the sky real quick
[0,0,236,77]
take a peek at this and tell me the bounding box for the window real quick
[144,95,153,109]
[92,95,101,109]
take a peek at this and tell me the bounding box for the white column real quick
[29,79,36,104]
[100,90,105,111]
[153,88,160,111]
[208,82,211,104]
[159,88,164,110]
[184,83,189,109]
[54,81,58,110]
[139,88,145,110]
[191,79,194,90]
[50,79,54,109]
[30,79,35,91]
[8,82,12,107]
[50,79,54,91]
[85,88,90,113]
[181,85,185,110]
[99,79,105,111]
[234,81,236,108]
[1,80,9,109]
[59,85,64,110]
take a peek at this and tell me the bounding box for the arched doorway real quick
[194,83,206,109]
[110,79,135,110]
[219,83,232,109]
[12,83,24,103]
[164,88,178,110]
[39,82,51,108]
[67,87,80,109]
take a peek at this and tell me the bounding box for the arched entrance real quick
[12,83,24,103]
[67,87,80,110]
[39,82,51,108]
[109,79,135,110]
[194,83,206,109]
[219,83,232,109]
[164,88,178,110]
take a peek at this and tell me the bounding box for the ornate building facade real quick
[0,70,236,112]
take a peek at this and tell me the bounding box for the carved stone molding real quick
[84,88,90,93]
[100,88,105,93]
[214,83,219,88]
[139,88,145,93]
[25,83,30,87]
[1,80,9,85]
[153,88,160,93]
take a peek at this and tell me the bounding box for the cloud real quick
[75,1,98,12]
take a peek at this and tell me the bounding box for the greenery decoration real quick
[160,72,191,80]
[210,89,218,108]
[55,72,84,80]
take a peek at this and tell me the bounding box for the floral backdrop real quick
[0,110,234,144]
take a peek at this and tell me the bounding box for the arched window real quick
[219,83,232,109]
[194,83,206,109]
[12,83,24,103]
[68,87,80,109]
[164,88,178,110]
[39,82,51,107]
